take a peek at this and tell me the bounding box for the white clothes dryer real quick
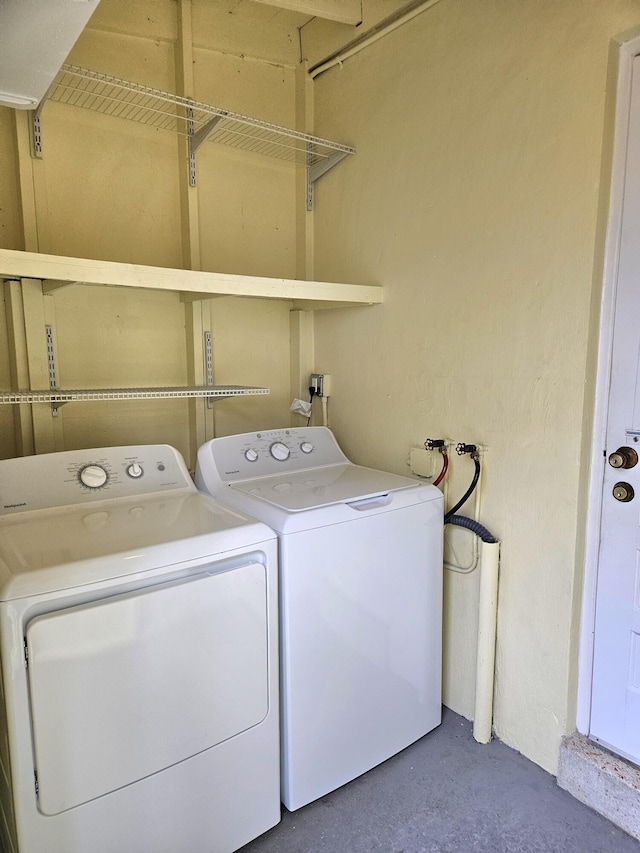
[0,445,279,853]
[195,427,443,812]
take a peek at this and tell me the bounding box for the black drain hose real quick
[447,514,498,543]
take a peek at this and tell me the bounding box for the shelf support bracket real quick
[306,150,350,211]
[42,280,79,293]
[191,114,227,154]
[29,81,56,160]
[204,330,214,409]
[187,111,228,186]
[45,325,62,415]
[31,112,43,160]
[187,106,197,187]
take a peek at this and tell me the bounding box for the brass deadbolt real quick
[608,447,639,469]
[613,482,635,502]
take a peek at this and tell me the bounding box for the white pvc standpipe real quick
[321,397,329,427]
[473,540,501,744]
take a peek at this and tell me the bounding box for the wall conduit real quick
[308,0,445,79]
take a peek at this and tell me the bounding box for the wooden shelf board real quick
[0,249,382,307]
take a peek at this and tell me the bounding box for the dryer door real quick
[26,561,269,815]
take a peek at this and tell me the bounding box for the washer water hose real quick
[433,449,449,487]
[444,456,480,522]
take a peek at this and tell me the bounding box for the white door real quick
[589,55,640,765]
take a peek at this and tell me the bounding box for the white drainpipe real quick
[473,540,501,744]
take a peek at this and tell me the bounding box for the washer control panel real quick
[0,444,194,515]
[198,427,349,485]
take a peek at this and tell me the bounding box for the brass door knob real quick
[613,482,635,502]
[609,447,639,469]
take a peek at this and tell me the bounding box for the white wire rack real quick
[0,386,269,405]
[48,65,355,169]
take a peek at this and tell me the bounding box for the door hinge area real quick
[23,638,28,667]
[34,771,39,798]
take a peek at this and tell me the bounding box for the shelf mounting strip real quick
[37,65,354,206]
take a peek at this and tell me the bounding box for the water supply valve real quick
[456,443,478,457]
[424,438,446,451]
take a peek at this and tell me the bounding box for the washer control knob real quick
[245,448,259,462]
[126,462,143,479]
[79,464,108,489]
[270,442,290,461]
[300,441,314,454]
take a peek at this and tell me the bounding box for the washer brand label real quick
[3,502,27,509]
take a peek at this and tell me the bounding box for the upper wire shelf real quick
[48,65,355,169]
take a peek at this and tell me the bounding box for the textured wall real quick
[309,0,640,772]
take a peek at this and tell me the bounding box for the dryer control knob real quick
[126,463,143,479]
[270,442,290,461]
[245,449,259,462]
[300,442,314,454]
[79,464,108,489]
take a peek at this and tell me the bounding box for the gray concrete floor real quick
[241,708,640,853]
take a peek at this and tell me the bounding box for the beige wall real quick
[308,0,640,773]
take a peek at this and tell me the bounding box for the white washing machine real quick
[0,444,280,853]
[195,426,443,812]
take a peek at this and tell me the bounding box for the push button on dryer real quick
[82,511,110,530]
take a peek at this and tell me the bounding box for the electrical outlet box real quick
[310,374,323,396]
[310,373,332,397]
[409,447,435,478]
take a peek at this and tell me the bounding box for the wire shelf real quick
[0,386,269,405]
[48,65,355,168]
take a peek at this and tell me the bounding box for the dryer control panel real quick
[0,444,194,515]
[197,427,349,485]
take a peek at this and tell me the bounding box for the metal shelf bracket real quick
[306,149,351,211]
[45,325,60,415]
[204,331,214,409]
[188,110,228,187]
[191,113,228,154]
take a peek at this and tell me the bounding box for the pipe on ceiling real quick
[308,0,444,80]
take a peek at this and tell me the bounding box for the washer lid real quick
[229,463,422,511]
[0,492,273,600]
